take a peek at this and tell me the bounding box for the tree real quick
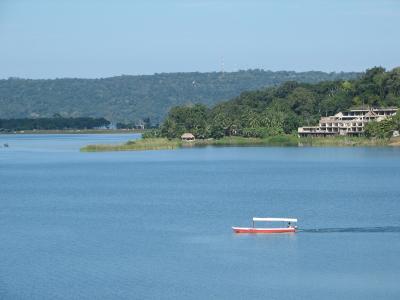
[365,113,400,139]
[158,67,400,140]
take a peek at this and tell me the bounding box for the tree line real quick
[0,117,110,131]
[159,67,400,139]
[0,70,359,123]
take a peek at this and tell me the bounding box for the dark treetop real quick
[0,117,110,131]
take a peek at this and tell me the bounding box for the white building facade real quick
[298,107,398,137]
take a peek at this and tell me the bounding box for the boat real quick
[232,217,298,234]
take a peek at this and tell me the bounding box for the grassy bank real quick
[80,135,300,152]
[193,135,299,147]
[80,135,399,152]
[299,136,392,147]
[388,137,400,146]
[81,138,181,152]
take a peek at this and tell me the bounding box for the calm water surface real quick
[1,134,400,299]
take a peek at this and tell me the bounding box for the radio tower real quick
[221,56,225,77]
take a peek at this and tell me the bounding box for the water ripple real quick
[300,226,400,233]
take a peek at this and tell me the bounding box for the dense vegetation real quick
[160,67,400,139]
[0,70,359,123]
[365,112,400,139]
[0,116,110,131]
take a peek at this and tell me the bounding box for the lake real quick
[1,134,400,299]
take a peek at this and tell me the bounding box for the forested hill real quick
[0,70,360,123]
[159,67,400,139]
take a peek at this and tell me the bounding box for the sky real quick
[0,0,399,78]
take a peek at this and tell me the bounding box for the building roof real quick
[181,133,195,139]
[349,107,398,112]
[364,111,377,117]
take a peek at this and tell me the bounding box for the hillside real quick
[159,67,400,139]
[0,70,359,124]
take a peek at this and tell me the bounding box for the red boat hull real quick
[232,227,296,234]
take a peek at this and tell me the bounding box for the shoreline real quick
[0,129,146,135]
[80,136,400,152]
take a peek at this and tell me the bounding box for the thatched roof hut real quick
[181,133,195,141]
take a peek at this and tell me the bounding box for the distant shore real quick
[80,135,400,152]
[0,129,146,135]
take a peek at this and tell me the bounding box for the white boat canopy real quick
[253,217,298,222]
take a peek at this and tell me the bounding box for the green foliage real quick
[161,104,209,139]
[241,127,267,138]
[365,113,400,139]
[142,129,161,139]
[0,117,109,131]
[160,67,400,139]
[0,70,360,123]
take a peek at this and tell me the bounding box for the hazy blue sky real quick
[0,0,399,78]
